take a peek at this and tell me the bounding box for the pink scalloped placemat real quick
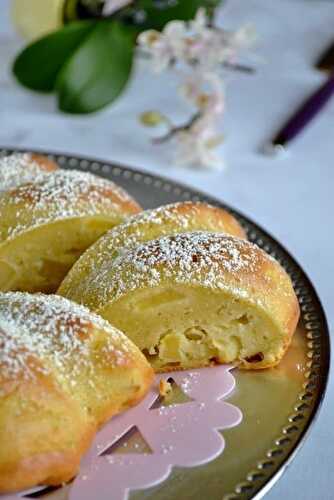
[2,365,242,500]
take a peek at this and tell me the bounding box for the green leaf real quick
[145,1,200,30]
[13,21,96,92]
[120,0,202,31]
[56,21,134,114]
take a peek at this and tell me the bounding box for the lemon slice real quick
[11,0,65,41]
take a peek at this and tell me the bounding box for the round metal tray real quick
[0,148,330,500]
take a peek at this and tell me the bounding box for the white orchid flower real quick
[139,7,254,168]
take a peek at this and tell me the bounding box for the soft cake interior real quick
[0,216,118,293]
[101,284,285,371]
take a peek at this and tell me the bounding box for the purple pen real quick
[265,71,334,154]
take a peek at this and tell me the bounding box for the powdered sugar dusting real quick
[0,292,132,383]
[68,201,239,284]
[113,201,195,234]
[82,202,196,270]
[118,201,195,233]
[94,232,265,307]
[0,169,138,242]
[0,153,53,192]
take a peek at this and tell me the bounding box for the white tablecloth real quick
[1,1,333,498]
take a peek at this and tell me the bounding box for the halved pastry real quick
[58,201,246,308]
[60,232,300,372]
[0,153,58,191]
[0,292,153,493]
[0,169,141,293]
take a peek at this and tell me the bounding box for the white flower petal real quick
[232,24,257,49]
[190,8,207,34]
[137,29,161,47]
[173,119,224,170]
[163,20,187,38]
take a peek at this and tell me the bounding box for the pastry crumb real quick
[159,379,172,397]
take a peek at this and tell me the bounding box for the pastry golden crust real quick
[0,169,141,293]
[0,292,153,493]
[28,153,59,172]
[0,153,58,191]
[58,201,246,308]
[60,232,299,372]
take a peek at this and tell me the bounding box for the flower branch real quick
[138,8,256,169]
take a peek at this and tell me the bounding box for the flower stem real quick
[153,112,201,144]
[222,61,256,74]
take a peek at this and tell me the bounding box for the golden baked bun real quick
[0,153,58,191]
[0,169,141,293]
[61,232,299,372]
[0,292,153,493]
[58,201,246,307]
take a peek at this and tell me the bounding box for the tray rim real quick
[0,146,330,500]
